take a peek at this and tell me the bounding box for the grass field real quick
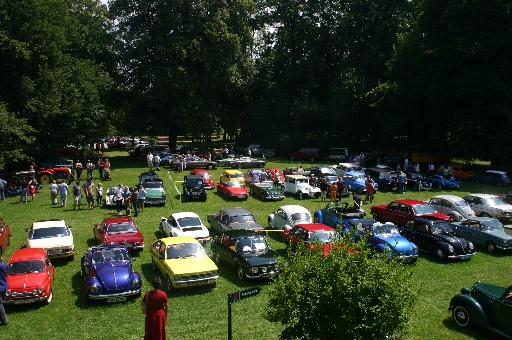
[0,150,510,340]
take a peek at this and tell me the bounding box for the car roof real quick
[171,212,200,219]
[223,169,243,174]
[285,175,309,180]
[279,205,310,214]
[191,169,210,174]
[337,163,359,167]
[9,248,47,262]
[431,195,464,201]
[485,170,507,174]
[160,236,199,245]
[345,171,365,176]
[103,217,135,224]
[295,223,334,231]
[391,199,429,205]
[465,193,498,198]
[32,219,67,229]
[221,229,262,238]
[185,175,202,180]
[221,207,254,216]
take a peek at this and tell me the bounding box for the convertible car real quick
[450,217,512,253]
[216,181,249,200]
[423,173,460,189]
[0,217,11,256]
[228,157,266,169]
[93,217,145,250]
[169,156,218,170]
[159,212,210,244]
[313,201,366,232]
[80,245,142,302]
[249,179,284,201]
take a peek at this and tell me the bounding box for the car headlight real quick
[90,283,101,292]
[468,241,474,250]
[413,246,418,254]
[447,245,454,253]
[38,287,44,294]
[5,290,11,297]
[174,274,181,280]
[132,278,141,287]
[249,267,259,274]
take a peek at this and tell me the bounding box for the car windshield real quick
[412,204,436,214]
[166,242,205,259]
[177,217,201,228]
[309,230,337,243]
[353,174,365,180]
[107,222,137,233]
[235,236,268,254]
[31,226,69,239]
[481,219,504,231]
[455,200,470,207]
[230,214,256,224]
[225,181,243,188]
[229,173,242,179]
[144,182,164,189]
[487,197,508,206]
[290,213,311,222]
[373,224,400,235]
[92,248,128,263]
[431,222,453,234]
[107,187,117,195]
[200,173,211,179]
[259,181,274,188]
[9,260,46,274]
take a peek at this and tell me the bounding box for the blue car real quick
[313,201,366,232]
[348,218,419,263]
[80,245,142,302]
[423,173,460,189]
[473,170,511,186]
[341,171,378,194]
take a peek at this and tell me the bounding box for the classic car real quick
[289,148,323,161]
[243,169,267,186]
[37,166,73,185]
[429,194,476,222]
[138,171,159,185]
[219,169,245,184]
[207,207,265,234]
[282,223,343,255]
[246,145,275,158]
[449,281,512,338]
[169,156,218,170]
[331,162,364,176]
[342,171,376,194]
[498,191,512,204]
[104,185,121,206]
[211,230,278,280]
[348,219,419,263]
[93,217,145,250]
[159,212,210,243]
[326,148,348,162]
[450,165,475,181]
[463,193,512,219]
[0,217,11,256]
[189,169,215,189]
[182,175,207,201]
[143,178,167,205]
[26,219,74,260]
[4,248,54,305]
[473,170,511,186]
[249,179,284,201]
[423,173,460,189]
[404,172,432,191]
[228,157,266,169]
[365,168,397,192]
[450,217,512,253]
[150,236,218,291]
[401,217,475,260]
[371,199,450,225]
[216,181,249,200]
[313,201,366,232]
[281,174,321,199]
[267,205,312,231]
[309,165,338,179]
[80,245,142,302]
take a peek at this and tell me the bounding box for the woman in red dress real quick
[142,277,169,340]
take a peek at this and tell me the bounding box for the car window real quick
[413,222,429,233]
[9,260,46,274]
[290,212,311,222]
[412,204,436,215]
[176,217,201,228]
[487,197,508,206]
[31,226,69,239]
[108,222,137,233]
[166,242,205,259]
[230,214,256,224]
[235,236,268,254]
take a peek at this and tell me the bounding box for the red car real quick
[93,217,145,250]
[189,169,215,189]
[216,181,249,200]
[0,217,11,256]
[371,199,450,225]
[282,223,347,256]
[4,248,55,305]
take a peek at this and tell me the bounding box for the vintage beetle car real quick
[216,181,249,200]
[80,245,142,302]
[0,217,11,256]
[341,171,374,194]
[267,205,312,231]
[159,212,210,244]
[150,236,218,291]
[473,170,511,186]
[429,194,476,222]
[423,173,460,189]
[348,219,419,263]
[188,169,215,189]
[281,174,321,199]
[463,193,512,219]
[182,175,207,201]
[104,185,121,206]
[211,230,278,280]
[228,157,266,169]
[404,172,432,191]
[371,199,450,225]
[331,162,364,176]
[169,156,218,170]
[450,217,512,253]
[450,165,475,181]
[26,219,74,260]
[449,281,512,338]
[401,217,475,260]
[93,217,145,250]
[4,248,54,305]
[143,178,167,205]
[138,171,158,185]
[313,201,366,232]
[220,169,245,184]
[365,168,396,192]
[207,207,265,234]
[249,179,284,201]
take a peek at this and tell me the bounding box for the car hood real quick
[242,251,278,266]
[27,236,73,248]
[145,188,165,197]
[105,232,144,244]
[228,223,265,231]
[226,187,247,194]
[94,262,132,292]
[164,256,217,275]
[376,235,416,254]
[8,272,50,290]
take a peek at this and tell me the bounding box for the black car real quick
[139,171,159,185]
[403,172,432,191]
[400,217,475,261]
[365,168,397,192]
[207,207,265,234]
[309,165,338,179]
[182,175,207,201]
[169,156,218,170]
[211,230,278,280]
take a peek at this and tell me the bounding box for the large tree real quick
[0,103,35,171]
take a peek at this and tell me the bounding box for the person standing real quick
[364,176,375,203]
[0,256,8,326]
[142,277,168,340]
[329,181,338,201]
[0,177,7,202]
[19,177,29,203]
[353,191,362,211]
[147,151,154,171]
[397,170,407,194]
[336,176,345,199]
[132,186,139,217]
[319,178,328,202]
[73,181,82,210]
[49,180,58,204]
[154,153,161,171]
[96,183,103,207]
[98,158,105,179]
[75,160,83,181]
[86,160,94,179]
[58,180,69,207]
[28,178,37,202]
[138,184,147,212]
[122,186,132,215]
[429,163,435,176]
[85,178,95,210]
[115,184,124,215]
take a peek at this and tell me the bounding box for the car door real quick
[152,241,167,274]
[168,217,179,236]
[379,202,400,223]
[402,220,431,250]
[274,210,286,230]
[94,222,107,244]
[82,250,93,277]
[494,293,512,334]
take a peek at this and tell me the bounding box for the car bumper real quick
[497,244,512,250]
[88,289,142,301]
[263,194,285,200]
[447,253,474,260]
[396,254,418,263]
[47,249,74,258]
[145,199,167,205]
[172,277,218,288]
[244,270,279,279]
[4,295,51,305]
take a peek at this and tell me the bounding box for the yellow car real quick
[220,169,245,184]
[150,236,218,291]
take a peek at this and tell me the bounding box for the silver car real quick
[463,193,512,219]
[429,195,476,222]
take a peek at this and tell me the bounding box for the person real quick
[0,177,6,202]
[138,184,147,212]
[115,184,124,215]
[330,181,338,201]
[414,163,420,173]
[309,175,316,187]
[103,158,111,179]
[28,165,36,180]
[132,186,139,217]
[0,256,8,326]
[397,170,407,194]
[154,153,161,171]
[404,158,409,168]
[429,163,435,176]
[336,176,345,199]
[58,179,69,207]
[19,177,29,203]
[207,152,211,161]
[319,178,328,202]
[273,171,281,188]
[353,191,362,211]
[364,176,375,203]
[73,180,82,210]
[75,160,83,181]
[86,160,94,179]
[85,178,95,209]
[98,158,105,179]
[297,165,304,173]
[96,183,103,206]
[122,186,132,215]
[49,179,58,205]
[28,178,37,201]
[248,148,251,157]
[142,277,168,340]
[147,151,154,171]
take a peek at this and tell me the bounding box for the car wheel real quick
[314,215,321,223]
[152,257,157,271]
[435,247,445,260]
[207,164,213,170]
[46,288,53,305]
[356,187,363,194]
[480,212,492,218]
[413,184,419,191]
[475,179,480,184]
[314,192,321,199]
[310,157,316,162]
[497,182,502,187]
[261,193,265,201]
[438,184,443,189]
[298,191,303,200]
[457,176,463,181]
[237,163,243,169]
[372,212,381,222]
[213,251,221,264]
[159,223,164,235]
[486,241,496,253]
[452,304,471,328]
[448,214,456,222]
[237,265,246,281]
[39,174,51,185]
[290,156,295,160]
[267,220,273,229]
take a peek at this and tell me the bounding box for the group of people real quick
[17,176,38,203]
[75,158,111,181]
[318,176,350,202]
[146,152,161,171]
[49,177,100,209]
[113,183,147,217]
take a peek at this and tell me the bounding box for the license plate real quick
[238,195,245,198]
[15,299,35,304]
[459,255,470,260]
[192,192,199,195]
[122,243,132,248]
[404,259,413,264]
[107,297,126,303]
[47,250,61,255]
[262,273,272,278]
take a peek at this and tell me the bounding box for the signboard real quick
[228,286,261,304]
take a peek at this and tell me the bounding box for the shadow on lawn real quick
[441,317,496,339]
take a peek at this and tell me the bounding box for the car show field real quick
[1,150,511,340]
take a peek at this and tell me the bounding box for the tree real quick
[265,240,416,339]
[0,103,35,171]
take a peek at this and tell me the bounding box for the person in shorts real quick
[138,184,147,212]
[73,181,82,210]
[319,178,328,202]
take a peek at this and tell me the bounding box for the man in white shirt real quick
[146,152,154,171]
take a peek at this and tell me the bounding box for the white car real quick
[267,205,312,231]
[26,219,74,260]
[331,162,364,176]
[463,193,512,219]
[282,175,321,200]
[104,186,122,206]
[159,212,210,244]
[429,195,476,222]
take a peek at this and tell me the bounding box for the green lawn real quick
[0,150,509,340]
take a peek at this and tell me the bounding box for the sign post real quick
[227,286,261,340]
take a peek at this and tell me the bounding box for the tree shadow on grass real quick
[441,317,496,340]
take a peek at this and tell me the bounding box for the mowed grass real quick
[1,150,511,340]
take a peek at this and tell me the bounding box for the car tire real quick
[290,156,295,160]
[457,176,463,181]
[435,247,445,260]
[151,257,157,271]
[213,252,221,264]
[159,223,164,235]
[448,214,456,222]
[298,191,303,200]
[39,174,51,185]
[356,187,363,194]
[314,192,321,199]
[452,304,471,328]
[46,288,53,305]
[237,163,243,169]
[310,157,316,162]
[267,220,273,230]
[486,241,496,253]
[475,179,480,184]
[237,265,246,281]
[497,182,502,187]
[207,164,213,170]
[314,215,321,223]
[166,276,174,292]
[438,184,443,189]
[372,212,381,222]
[261,193,265,201]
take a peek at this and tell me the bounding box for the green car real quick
[249,180,284,201]
[143,179,167,205]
